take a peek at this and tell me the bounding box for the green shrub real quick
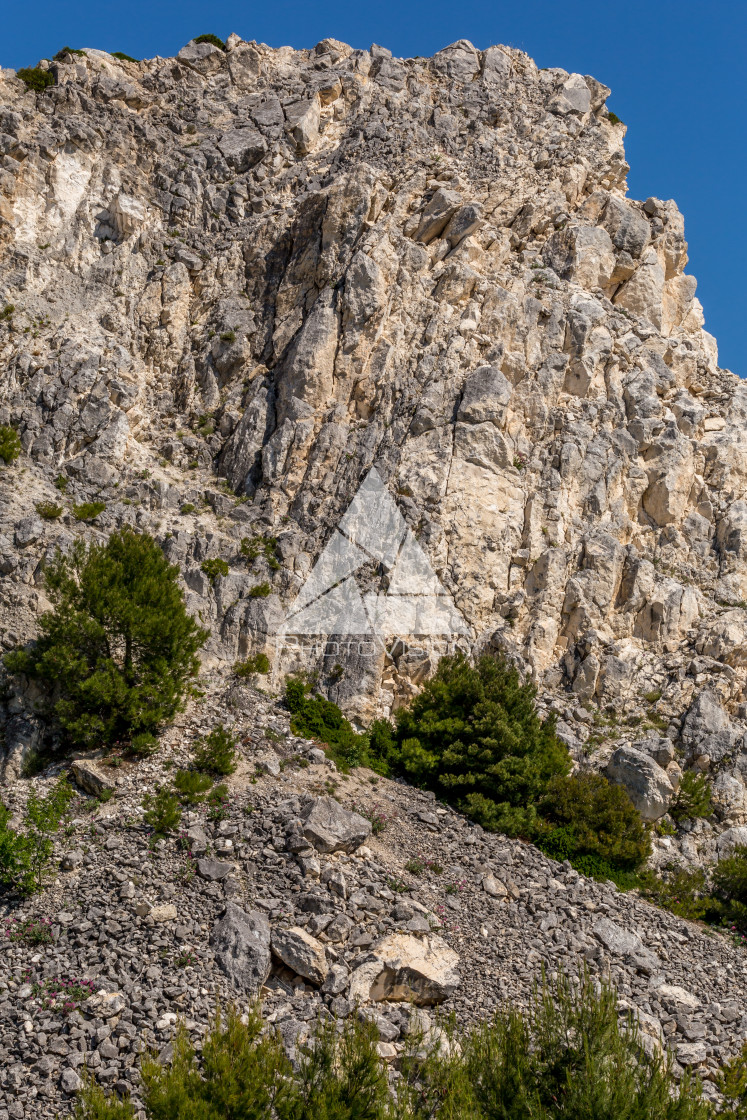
[285,676,370,771]
[220,330,235,342]
[0,779,74,895]
[0,304,13,321]
[72,501,106,521]
[670,770,713,822]
[0,425,21,465]
[234,652,271,676]
[54,474,68,492]
[206,783,230,822]
[130,731,158,758]
[4,528,208,748]
[249,582,271,598]
[53,46,86,60]
[241,534,280,570]
[111,51,138,62]
[74,976,710,1120]
[637,865,720,923]
[717,1041,747,1117]
[201,557,229,580]
[180,503,195,514]
[17,67,54,92]
[400,970,710,1120]
[193,33,226,50]
[607,110,624,125]
[193,724,237,776]
[537,771,651,873]
[35,500,63,521]
[389,652,571,836]
[713,846,747,932]
[174,769,213,805]
[143,787,181,836]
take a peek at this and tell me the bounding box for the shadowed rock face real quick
[1,35,746,803]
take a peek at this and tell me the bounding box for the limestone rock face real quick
[0,34,745,809]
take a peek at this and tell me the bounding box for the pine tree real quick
[392,652,571,835]
[6,529,208,748]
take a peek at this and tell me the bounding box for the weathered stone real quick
[197,858,233,881]
[70,759,117,798]
[606,746,674,821]
[301,797,372,854]
[350,933,460,1006]
[210,903,272,996]
[271,925,329,984]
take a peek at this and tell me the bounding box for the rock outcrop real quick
[0,32,746,1115]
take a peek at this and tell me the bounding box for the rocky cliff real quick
[1,35,747,917]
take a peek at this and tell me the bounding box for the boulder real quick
[284,97,320,154]
[301,796,372,853]
[656,983,700,1013]
[271,926,328,984]
[682,690,741,763]
[350,933,460,1006]
[0,715,43,782]
[197,858,233,881]
[217,128,266,172]
[70,758,117,798]
[606,745,674,821]
[177,40,225,76]
[592,917,642,956]
[149,904,177,923]
[210,903,272,996]
[716,826,747,860]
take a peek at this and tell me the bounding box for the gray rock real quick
[60,1067,82,1093]
[301,797,372,854]
[13,516,43,548]
[592,917,642,956]
[210,903,272,996]
[197,858,234,880]
[271,925,329,984]
[606,746,674,821]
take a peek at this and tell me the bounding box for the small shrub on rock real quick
[285,676,370,771]
[72,501,106,522]
[17,67,55,92]
[234,652,270,676]
[193,33,226,50]
[249,581,271,598]
[670,770,713,822]
[111,51,138,62]
[193,724,237,776]
[130,731,158,758]
[0,425,21,465]
[0,778,74,895]
[35,500,63,521]
[174,769,213,805]
[241,534,280,570]
[713,845,747,932]
[201,557,229,580]
[143,786,182,836]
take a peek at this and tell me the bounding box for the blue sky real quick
[3,1,745,375]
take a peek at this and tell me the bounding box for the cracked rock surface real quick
[0,29,746,1117]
